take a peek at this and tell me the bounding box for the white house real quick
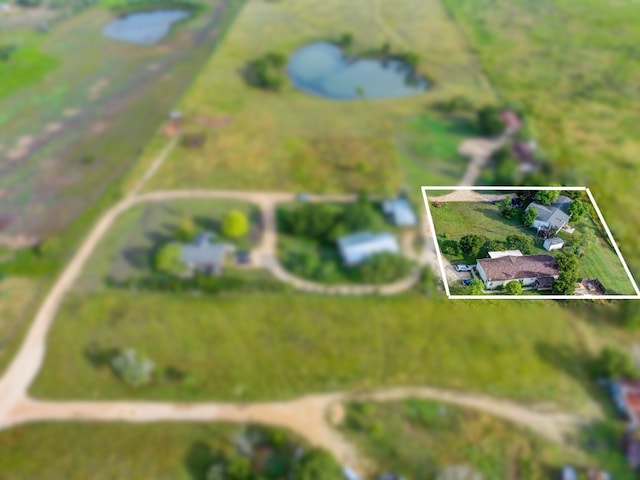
[337,231,399,267]
[476,253,560,290]
[543,237,564,251]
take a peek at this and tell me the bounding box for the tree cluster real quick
[552,250,580,295]
[534,190,559,206]
[245,52,286,91]
[454,233,534,260]
[476,105,504,136]
[568,199,589,220]
[356,252,413,284]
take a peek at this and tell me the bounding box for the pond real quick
[102,9,191,45]
[287,42,429,100]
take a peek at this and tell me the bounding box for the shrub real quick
[590,345,638,380]
[568,199,589,220]
[469,278,484,295]
[111,349,155,387]
[245,52,286,91]
[505,234,534,255]
[357,253,413,284]
[504,281,523,295]
[281,204,342,244]
[342,201,377,232]
[440,239,460,256]
[293,448,343,480]
[222,210,249,239]
[523,207,537,227]
[154,243,184,275]
[337,32,354,48]
[175,218,196,242]
[476,106,503,136]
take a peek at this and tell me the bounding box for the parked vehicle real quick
[461,279,473,286]
[510,198,523,208]
[454,264,473,272]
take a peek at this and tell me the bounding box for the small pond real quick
[287,42,429,100]
[102,9,191,45]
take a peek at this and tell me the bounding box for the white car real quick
[454,264,473,272]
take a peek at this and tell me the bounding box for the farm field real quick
[342,399,630,479]
[0,422,298,479]
[75,198,261,291]
[429,200,636,295]
[0,0,245,239]
[440,0,640,280]
[134,0,495,195]
[31,291,599,412]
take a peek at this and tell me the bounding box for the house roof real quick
[488,250,523,259]
[382,198,417,226]
[181,232,228,267]
[526,202,570,229]
[477,254,559,282]
[544,237,564,246]
[337,231,399,266]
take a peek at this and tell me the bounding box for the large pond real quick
[102,9,191,45]
[287,42,429,100]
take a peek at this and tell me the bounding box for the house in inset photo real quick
[476,253,560,290]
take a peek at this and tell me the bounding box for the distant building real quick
[611,380,640,425]
[180,232,231,276]
[488,250,522,259]
[382,197,417,227]
[476,253,559,290]
[337,231,399,267]
[543,237,564,251]
[500,109,521,133]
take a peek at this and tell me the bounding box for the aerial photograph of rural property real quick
[1,0,640,478]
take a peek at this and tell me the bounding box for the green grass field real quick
[342,399,631,479]
[135,0,495,194]
[430,200,636,295]
[440,0,640,281]
[395,113,477,190]
[0,422,299,480]
[75,199,260,291]
[31,291,600,411]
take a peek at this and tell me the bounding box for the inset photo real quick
[421,186,640,300]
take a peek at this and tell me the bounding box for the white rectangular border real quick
[421,186,640,300]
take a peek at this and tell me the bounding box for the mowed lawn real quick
[440,0,640,281]
[431,201,636,295]
[342,399,631,479]
[0,422,253,479]
[75,199,261,292]
[138,0,495,194]
[31,291,596,411]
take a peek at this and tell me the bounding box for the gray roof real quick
[382,198,417,226]
[181,232,228,268]
[552,195,572,213]
[526,202,570,229]
[337,231,399,266]
[544,237,564,246]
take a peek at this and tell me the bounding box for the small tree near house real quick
[505,281,523,295]
[222,210,249,239]
[523,207,537,228]
[534,190,560,206]
[459,234,487,259]
[469,278,484,295]
[568,199,589,220]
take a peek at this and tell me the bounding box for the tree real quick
[505,234,534,254]
[293,448,343,480]
[459,234,487,258]
[225,457,253,480]
[523,207,537,227]
[342,201,376,231]
[155,243,184,275]
[222,210,249,239]
[568,199,589,220]
[175,218,196,241]
[357,253,413,284]
[440,239,460,256]
[570,228,596,253]
[245,52,286,91]
[556,250,580,276]
[111,349,155,387]
[494,154,518,185]
[534,190,560,206]
[476,106,504,136]
[505,281,523,295]
[284,204,341,243]
[590,345,638,380]
[552,271,577,295]
[469,278,484,295]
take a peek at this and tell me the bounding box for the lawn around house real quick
[135,0,496,194]
[341,399,632,479]
[75,199,261,292]
[430,199,636,295]
[31,291,596,411]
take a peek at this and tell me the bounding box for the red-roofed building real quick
[500,110,522,133]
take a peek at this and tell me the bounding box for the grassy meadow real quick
[342,399,631,479]
[430,200,636,295]
[135,0,495,194]
[440,0,640,280]
[30,291,602,412]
